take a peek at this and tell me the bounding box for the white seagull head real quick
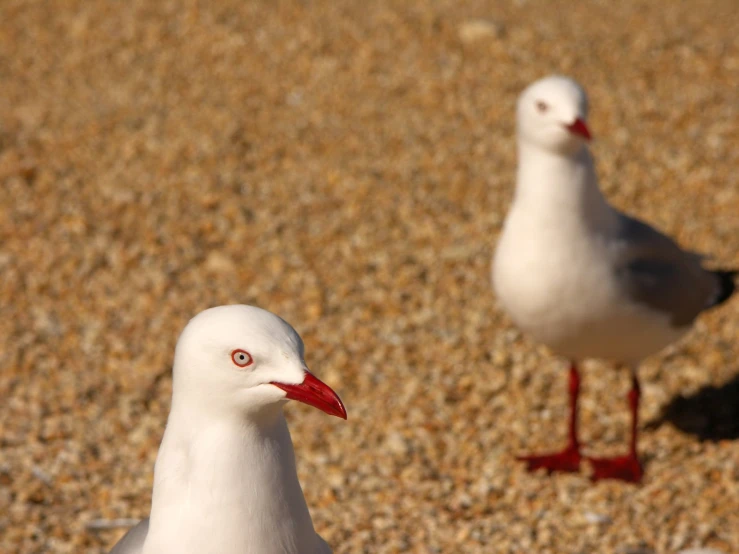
[517,75,591,154]
[171,304,347,420]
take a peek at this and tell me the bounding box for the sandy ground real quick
[1,1,738,553]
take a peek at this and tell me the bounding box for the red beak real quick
[271,372,347,419]
[565,118,592,141]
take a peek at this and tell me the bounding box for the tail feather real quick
[709,270,737,309]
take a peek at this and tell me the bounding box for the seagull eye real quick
[231,349,254,367]
[536,101,549,113]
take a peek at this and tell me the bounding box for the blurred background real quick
[0,0,737,552]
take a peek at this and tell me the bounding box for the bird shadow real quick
[646,374,739,441]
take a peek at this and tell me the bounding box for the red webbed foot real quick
[517,443,582,474]
[586,454,643,483]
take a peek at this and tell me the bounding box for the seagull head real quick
[517,75,591,154]
[171,305,347,420]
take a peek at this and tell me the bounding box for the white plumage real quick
[493,75,736,482]
[109,305,346,554]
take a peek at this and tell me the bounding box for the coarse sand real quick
[1,1,737,553]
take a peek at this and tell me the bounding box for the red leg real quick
[587,371,643,483]
[517,362,582,474]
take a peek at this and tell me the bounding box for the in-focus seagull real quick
[108,304,347,553]
[493,75,736,482]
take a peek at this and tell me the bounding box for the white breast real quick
[142,416,325,554]
[493,207,686,363]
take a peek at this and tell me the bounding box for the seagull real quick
[108,305,347,554]
[492,75,736,482]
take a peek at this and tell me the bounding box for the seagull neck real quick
[515,142,612,226]
[146,405,318,554]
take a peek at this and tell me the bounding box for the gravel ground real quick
[1,1,738,553]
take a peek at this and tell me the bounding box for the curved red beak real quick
[565,118,592,141]
[271,372,347,419]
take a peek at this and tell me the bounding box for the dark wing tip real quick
[709,270,738,309]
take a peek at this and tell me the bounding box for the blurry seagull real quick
[493,75,736,482]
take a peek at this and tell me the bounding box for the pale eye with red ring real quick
[231,349,254,367]
[536,101,549,113]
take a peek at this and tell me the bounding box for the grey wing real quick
[315,535,333,554]
[109,518,149,554]
[613,214,718,326]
